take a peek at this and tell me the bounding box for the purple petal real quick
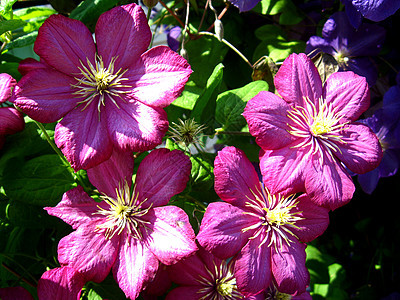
[323,71,370,122]
[305,36,336,56]
[166,286,205,300]
[104,97,169,153]
[95,3,151,69]
[234,234,272,296]
[37,267,86,300]
[134,148,191,208]
[58,224,119,283]
[271,241,309,295]
[229,0,261,12]
[87,149,134,198]
[55,101,114,171]
[274,53,323,106]
[335,123,383,174]
[125,46,192,108]
[12,68,80,123]
[197,202,256,259]
[45,186,103,229]
[142,206,197,265]
[243,91,294,150]
[352,0,400,22]
[34,14,96,75]
[17,58,49,76]
[112,236,159,300]
[0,73,16,103]
[0,107,24,136]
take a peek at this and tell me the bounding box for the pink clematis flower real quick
[11,3,192,171]
[44,148,197,299]
[196,146,329,296]
[243,53,382,210]
[0,73,25,148]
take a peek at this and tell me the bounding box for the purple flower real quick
[229,0,261,12]
[341,0,400,28]
[196,146,330,296]
[0,73,25,148]
[11,3,192,171]
[44,148,197,299]
[166,26,182,52]
[306,11,386,86]
[243,53,382,210]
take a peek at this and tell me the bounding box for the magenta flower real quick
[243,53,382,210]
[44,148,197,299]
[0,286,34,300]
[196,146,330,296]
[11,3,192,171]
[0,73,25,148]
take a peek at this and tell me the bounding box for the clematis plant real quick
[11,3,192,171]
[243,53,382,210]
[196,146,330,296]
[0,73,25,149]
[43,148,197,299]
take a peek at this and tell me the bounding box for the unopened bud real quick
[142,0,159,8]
[180,47,188,60]
[214,19,224,42]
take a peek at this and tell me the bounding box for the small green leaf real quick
[0,19,26,35]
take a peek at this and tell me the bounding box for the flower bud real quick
[214,19,224,41]
[142,0,159,9]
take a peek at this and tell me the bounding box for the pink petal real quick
[142,206,197,265]
[112,236,159,300]
[125,46,192,108]
[45,186,103,229]
[214,146,263,207]
[271,241,309,295]
[0,73,16,103]
[234,234,272,296]
[17,58,48,76]
[0,286,34,300]
[303,150,355,210]
[37,267,86,300]
[87,149,134,198]
[197,202,256,259]
[95,3,151,69]
[12,68,80,123]
[323,71,370,122]
[105,97,169,153]
[0,107,24,135]
[274,53,323,106]
[34,14,96,75]
[335,123,383,174]
[143,264,172,297]
[166,286,205,300]
[55,101,113,171]
[243,91,294,150]
[289,194,330,242]
[57,225,119,283]
[135,148,191,208]
[259,145,309,196]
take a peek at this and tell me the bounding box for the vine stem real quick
[198,31,253,68]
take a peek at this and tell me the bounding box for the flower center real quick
[216,280,235,297]
[334,49,350,69]
[94,182,151,240]
[71,55,129,113]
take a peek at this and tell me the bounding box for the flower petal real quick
[125,45,192,108]
[55,101,113,171]
[0,73,16,103]
[214,146,263,207]
[37,267,86,300]
[134,148,191,208]
[274,53,323,106]
[335,123,383,174]
[112,236,159,300]
[105,97,169,153]
[0,286,34,300]
[243,91,294,150]
[271,241,309,295]
[0,107,24,136]
[87,149,134,198]
[234,234,272,296]
[45,186,102,229]
[17,58,49,76]
[323,71,370,122]
[95,3,151,69]
[197,202,256,259]
[142,206,197,265]
[166,286,204,300]
[57,225,119,283]
[12,68,80,123]
[34,14,96,75]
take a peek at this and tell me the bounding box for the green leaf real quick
[4,30,38,50]
[215,80,269,131]
[13,6,56,33]
[0,19,26,35]
[0,0,17,15]
[190,63,224,134]
[2,154,76,206]
[172,81,203,110]
[190,154,214,191]
[254,0,303,25]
